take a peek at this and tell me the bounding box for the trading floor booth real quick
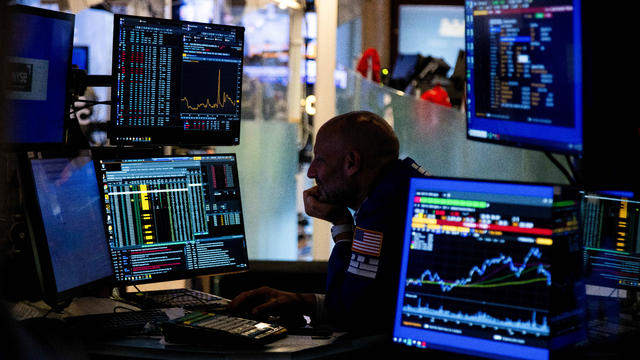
[2,1,638,359]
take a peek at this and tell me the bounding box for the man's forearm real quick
[296,292,319,316]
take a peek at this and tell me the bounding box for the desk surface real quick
[9,297,387,360]
[11,294,639,360]
[84,333,387,360]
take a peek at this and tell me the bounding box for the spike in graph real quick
[181,69,237,111]
[407,247,552,292]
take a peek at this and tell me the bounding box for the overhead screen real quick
[110,15,244,146]
[465,0,583,155]
[2,5,74,147]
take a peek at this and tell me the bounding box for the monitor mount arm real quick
[69,67,113,99]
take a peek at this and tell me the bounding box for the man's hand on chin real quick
[303,186,353,225]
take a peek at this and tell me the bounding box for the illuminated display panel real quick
[3,5,74,147]
[110,14,244,146]
[97,155,249,284]
[465,0,583,155]
[392,177,585,359]
[19,150,113,305]
[581,192,640,289]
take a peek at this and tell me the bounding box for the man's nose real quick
[307,161,316,179]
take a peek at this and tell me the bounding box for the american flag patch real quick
[352,227,383,257]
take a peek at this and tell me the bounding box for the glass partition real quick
[336,68,570,185]
[215,120,299,261]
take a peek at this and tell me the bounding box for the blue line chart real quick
[406,247,552,292]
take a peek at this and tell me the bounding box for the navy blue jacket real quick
[324,157,428,332]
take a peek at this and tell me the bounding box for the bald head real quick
[319,111,399,172]
[308,111,400,209]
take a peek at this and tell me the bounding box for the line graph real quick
[181,69,236,111]
[180,60,240,116]
[407,247,552,292]
[402,298,550,336]
[400,235,553,340]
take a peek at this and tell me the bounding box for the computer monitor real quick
[95,154,249,284]
[581,191,640,290]
[2,5,75,147]
[392,177,585,359]
[18,149,114,307]
[387,53,421,91]
[72,46,89,72]
[110,14,245,146]
[464,0,583,155]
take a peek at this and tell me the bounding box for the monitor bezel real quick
[17,147,113,307]
[109,14,245,147]
[93,152,251,286]
[2,5,75,150]
[463,0,584,156]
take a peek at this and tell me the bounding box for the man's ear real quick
[344,150,361,176]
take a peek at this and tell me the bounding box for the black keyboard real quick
[64,309,169,338]
[161,311,288,347]
[124,288,230,311]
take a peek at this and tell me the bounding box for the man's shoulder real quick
[400,157,430,177]
[357,157,429,223]
[376,157,429,188]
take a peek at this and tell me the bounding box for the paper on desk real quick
[160,307,185,320]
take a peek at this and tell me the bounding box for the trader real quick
[229,110,429,332]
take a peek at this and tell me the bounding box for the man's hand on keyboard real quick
[228,286,314,328]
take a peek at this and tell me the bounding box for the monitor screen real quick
[20,150,113,305]
[392,177,585,359]
[464,0,583,155]
[72,46,89,72]
[2,5,74,147]
[388,54,420,91]
[581,192,640,289]
[96,154,249,284]
[110,14,244,146]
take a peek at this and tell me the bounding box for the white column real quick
[164,0,171,18]
[288,8,304,126]
[312,0,338,261]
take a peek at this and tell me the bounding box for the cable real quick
[41,307,54,318]
[70,102,81,122]
[564,155,576,179]
[69,101,111,115]
[545,151,576,185]
[73,99,112,105]
[565,154,585,186]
